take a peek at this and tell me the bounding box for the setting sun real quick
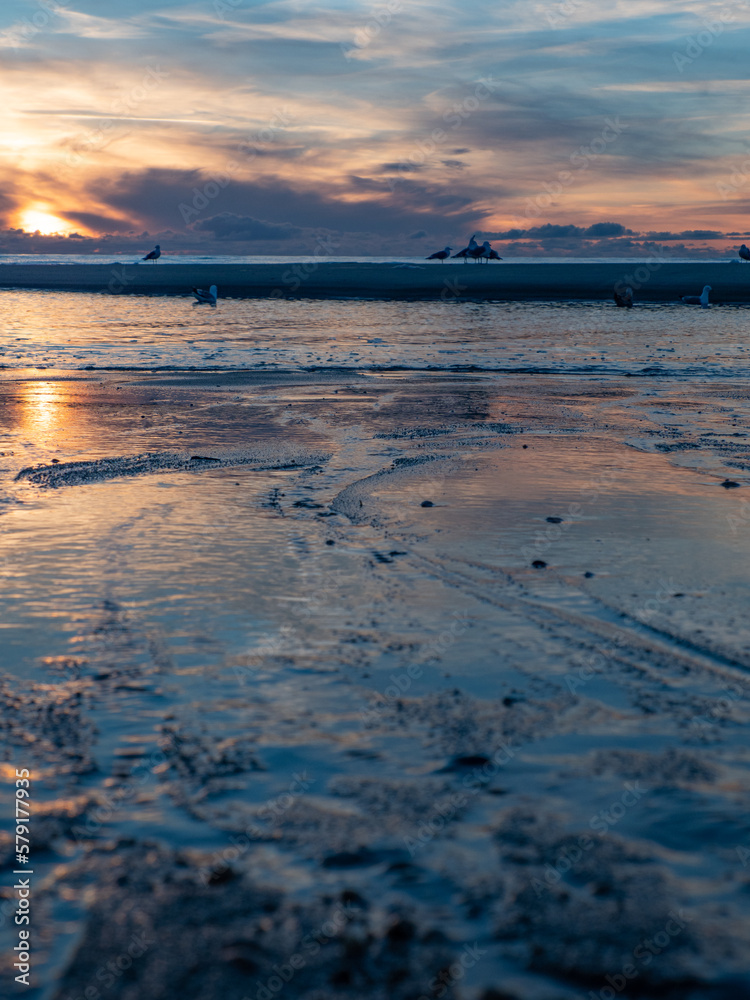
[19,209,76,236]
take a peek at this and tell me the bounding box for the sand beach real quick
[1,291,750,998]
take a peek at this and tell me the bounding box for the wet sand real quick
[1,367,750,999]
[1,260,750,301]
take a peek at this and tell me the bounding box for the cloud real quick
[59,211,135,233]
[643,230,725,240]
[56,10,147,40]
[378,162,425,173]
[583,222,633,237]
[483,222,636,239]
[85,167,489,237]
[193,214,301,240]
[89,169,207,230]
[0,185,19,219]
[4,0,750,245]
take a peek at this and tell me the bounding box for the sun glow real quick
[19,209,76,236]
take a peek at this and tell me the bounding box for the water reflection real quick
[19,381,61,435]
[1,378,88,449]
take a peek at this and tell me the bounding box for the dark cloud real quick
[89,168,489,237]
[348,175,393,192]
[0,229,97,253]
[91,169,206,229]
[193,214,301,240]
[244,146,307,159]
[584,222,633,238]
[60,211,134,233]
[644,230,724,240]
[483,224,580,239]
[483,222,635,240]
[0,183,21,228]
[378,162,425,173]
[491,235,728,259]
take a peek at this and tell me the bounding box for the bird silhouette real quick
[452,235,479,262]
[468,242,486,263]
[479,241,502,263]
[426,246,452,262]
[142,245,161,263]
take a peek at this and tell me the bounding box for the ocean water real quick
[0,253,727,266]
[2,293,750,998]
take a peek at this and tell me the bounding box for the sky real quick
[2,0,750,256]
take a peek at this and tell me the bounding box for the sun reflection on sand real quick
[14,380,78,445]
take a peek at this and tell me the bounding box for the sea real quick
[0,253,729,265]
[0,253,749,375]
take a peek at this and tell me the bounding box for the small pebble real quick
[546,516,562,523]
[532,560,547,569]
[421,500,434,507]
[721,480,740,488]
[584,571,594,578]
[325,540,335,546]
[448,754,491,769]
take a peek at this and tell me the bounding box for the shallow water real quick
[1,295,750,999]
[2,290,750,376]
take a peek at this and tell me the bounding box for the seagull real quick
[613,286,633,308]
[680,284,711,308]
[480,241,503,262]
[740,245,750,262]
[192,284,218,306]
[468,242,486,263]
[452,234,479,262]
[426,246,453,262]
[142,244,161,263]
